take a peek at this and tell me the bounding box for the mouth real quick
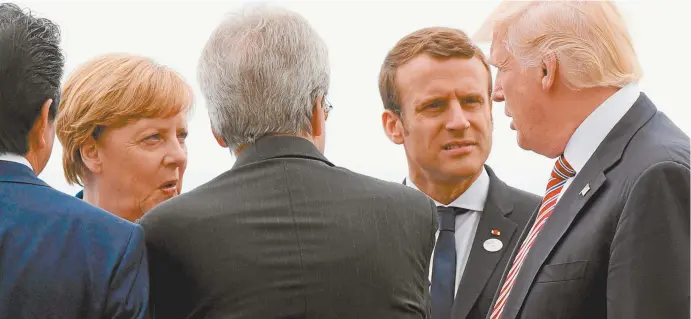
[442,141,476,153]
[159,180,179,196]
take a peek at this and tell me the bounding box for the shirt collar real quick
[0,153,33,171]
[564,83,641,173]
[406,166,490,211]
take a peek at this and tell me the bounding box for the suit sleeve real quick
[138,210,192,319]
[104,225,150,319]
[608,161,690,319]
[424,198,437,319]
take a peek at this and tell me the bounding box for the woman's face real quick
[94,111,188,221]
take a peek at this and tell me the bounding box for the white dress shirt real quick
[557,83,641,202]
[406,166,490,297]
[0,153,32,170]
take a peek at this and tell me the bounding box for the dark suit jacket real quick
[405,166,540,319]
[139,135,438,319]
[452,166,540,319]
[488,93,690,319]
[0,160,149,318]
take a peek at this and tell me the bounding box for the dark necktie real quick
[431,206,469,319]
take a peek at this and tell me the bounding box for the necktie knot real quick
[551,155,576,181]
[436,206,469,232]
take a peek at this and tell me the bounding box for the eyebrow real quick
[414,92,487,108]
[413,95,444,109]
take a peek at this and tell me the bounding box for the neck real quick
[545,85,621,158]
[234,133,317,155]
[83,181,140,222]
[22,150,41,174]
[409,168,482,205]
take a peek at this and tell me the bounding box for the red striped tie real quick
[490,156,576,319]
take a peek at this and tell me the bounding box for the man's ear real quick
[541,52,558,90]
[80,136,102,175]
[29,99,53,151]
[382,109,405,145]
[311,96,325,138]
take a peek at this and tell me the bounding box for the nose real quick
[445,100,470,131]
[492,82,505,103]
[163,138,187,169]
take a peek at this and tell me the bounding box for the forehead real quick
[488,33,510,65]
[112,111,188,134]
[395,54,489,105]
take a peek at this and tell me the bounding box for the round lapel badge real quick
[483,238,503,252]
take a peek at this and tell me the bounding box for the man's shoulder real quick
[334,165,434,201]
[612,111,689,180]
[503,183,541,206]
[1,183,140,241]
[486,168,541,223]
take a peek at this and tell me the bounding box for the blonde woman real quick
[56,53,193,222]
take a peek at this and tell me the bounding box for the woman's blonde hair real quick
[494,0,642,90]
[56,53,194,186]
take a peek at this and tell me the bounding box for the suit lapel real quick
[452,166,517,318]
[500,94,658,319]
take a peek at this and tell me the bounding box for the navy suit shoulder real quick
[0,161,149,319]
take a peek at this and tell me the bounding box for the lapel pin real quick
[483,238,503,252]
[580,183,591,196]
[491,229,501,236]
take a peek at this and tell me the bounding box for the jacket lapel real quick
[500,93,658,319]
[452,166,517,318]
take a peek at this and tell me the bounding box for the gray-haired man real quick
[139,5,437,319]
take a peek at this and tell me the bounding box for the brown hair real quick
[378,27,492,114]
[56,53,194,186]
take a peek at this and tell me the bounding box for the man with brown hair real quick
[379,27,540,319]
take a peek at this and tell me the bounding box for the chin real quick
[440,162,483,180]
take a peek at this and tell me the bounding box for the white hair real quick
[496,0,642,89]
[198,5,330,152]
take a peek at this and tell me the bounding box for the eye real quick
[462,98,482,105]
[426,101,445,109]
[177,131,188,143]
[144,133,162,142]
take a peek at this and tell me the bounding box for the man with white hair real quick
[139,5,437,319]
[474,1,689,318]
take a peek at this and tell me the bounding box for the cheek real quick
[103,148,160,188]
[403,122,436,161]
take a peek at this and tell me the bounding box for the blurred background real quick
[16,0,691,196]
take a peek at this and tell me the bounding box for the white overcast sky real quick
[15,0,691,196]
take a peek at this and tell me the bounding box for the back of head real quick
[0,3,64,155]
[378,27,492,115]
[494,0,641,89]
[198,5,330,152]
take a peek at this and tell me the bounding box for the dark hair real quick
[379,27,492,115]
[0,3,64,155]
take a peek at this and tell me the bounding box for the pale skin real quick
[215,96,329,155]
[80,112,189,222]
[382,54,493,205]
[488,31,620,158]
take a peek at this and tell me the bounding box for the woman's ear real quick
[80,136,102,175]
